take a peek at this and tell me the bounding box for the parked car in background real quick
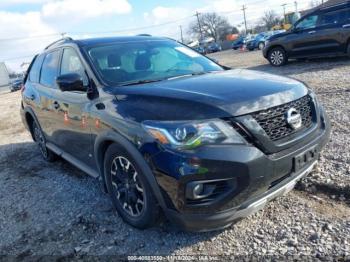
[21,36,330,231]
[264,1,350,66]
[10,79,23,92]
[232,36,245,50]
[193,46,206,55]
[206,42,222,53]
[246,32,272,51]
[246,31,286,51]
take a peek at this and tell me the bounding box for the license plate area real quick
[293,145,318,172]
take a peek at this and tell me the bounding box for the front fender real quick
[93,131,167,209]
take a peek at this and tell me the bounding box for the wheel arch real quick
[23,107,41,141]
[346,37,350,52]
[94,131,167,209]
[266,45,287,56]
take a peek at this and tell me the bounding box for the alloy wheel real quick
[110,156,145,217]
[33,124,48,159]
[270,50,284,66]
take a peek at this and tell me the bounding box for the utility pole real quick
[179,25,184,43]
[281,4,287,24]
[241,5,248,35]
[294,1,298,13]
[195,12,203,42]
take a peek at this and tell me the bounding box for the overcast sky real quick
[0,0,312,72]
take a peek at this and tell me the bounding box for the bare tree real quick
[188,12,234,42]
[260,10,282,30]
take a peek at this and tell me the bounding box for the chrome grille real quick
[251,95,313,141]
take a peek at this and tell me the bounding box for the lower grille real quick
[251,95,313,141]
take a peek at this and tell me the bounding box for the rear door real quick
[50,47,94,167]
[31,50,61,142]
[338,8,350,51]
[316,7,350,53]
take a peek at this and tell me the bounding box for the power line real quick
[0,33,61,42]
[70,15,194,35]
[1,54,36,62]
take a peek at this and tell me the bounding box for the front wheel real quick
[268,47,287,66]
[104,144,160,229]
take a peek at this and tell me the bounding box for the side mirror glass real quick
[56,73,86,92]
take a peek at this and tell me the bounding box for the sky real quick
[0,0,313,72]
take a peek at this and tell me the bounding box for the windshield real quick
[85,40,223,86]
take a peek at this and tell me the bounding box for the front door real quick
[289,14,324,57]
[50,47,94,167]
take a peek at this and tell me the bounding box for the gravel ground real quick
[0,50,349,259]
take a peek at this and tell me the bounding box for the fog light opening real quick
[186,181,215,200]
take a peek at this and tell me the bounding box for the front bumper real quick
[166,161,317,232]
[147,105,330,232]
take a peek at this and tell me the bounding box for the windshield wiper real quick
[119,78,166,86]
[119,72,210,86]
[167,71,209,80]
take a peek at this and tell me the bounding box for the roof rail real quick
[319,0,350,10]
[44,37,74,50]
[136,34,152,37]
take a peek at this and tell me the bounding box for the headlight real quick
[142,119,246,150]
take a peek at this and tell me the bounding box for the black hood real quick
[102,69,308,122]
[268,31,290,41]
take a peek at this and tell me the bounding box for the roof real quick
[75,36,168,47]
[44,35,169,51]
[301,0,350,16]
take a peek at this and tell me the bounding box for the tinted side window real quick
[296,15,319,30]
[60,48,88,85]
[29,54,45,83]
[319,8,350,26]
[40,50,60,87]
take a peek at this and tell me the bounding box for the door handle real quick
[343,24,350,28]
[53,101,60,109]
[308,31,316,34]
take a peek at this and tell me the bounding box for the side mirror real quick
[56,73,86,92]
[291,27,299,33]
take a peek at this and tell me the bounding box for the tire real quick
[347,42,350,57]
[32,121,56,162]
[268,47,287,66]
[258,42,265,50]
[104,143,160,229]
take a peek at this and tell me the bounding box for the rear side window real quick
[319,8,350,26]
[40,50,60,87]
[29,54,45,83]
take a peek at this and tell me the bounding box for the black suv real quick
[21,36,330,231]
[264,1,350,66]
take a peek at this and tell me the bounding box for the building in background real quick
[0,62,10,88]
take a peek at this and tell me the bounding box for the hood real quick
[102,69,308,121]
[268,31,290,41]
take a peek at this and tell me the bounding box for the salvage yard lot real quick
[0,50,349,258]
